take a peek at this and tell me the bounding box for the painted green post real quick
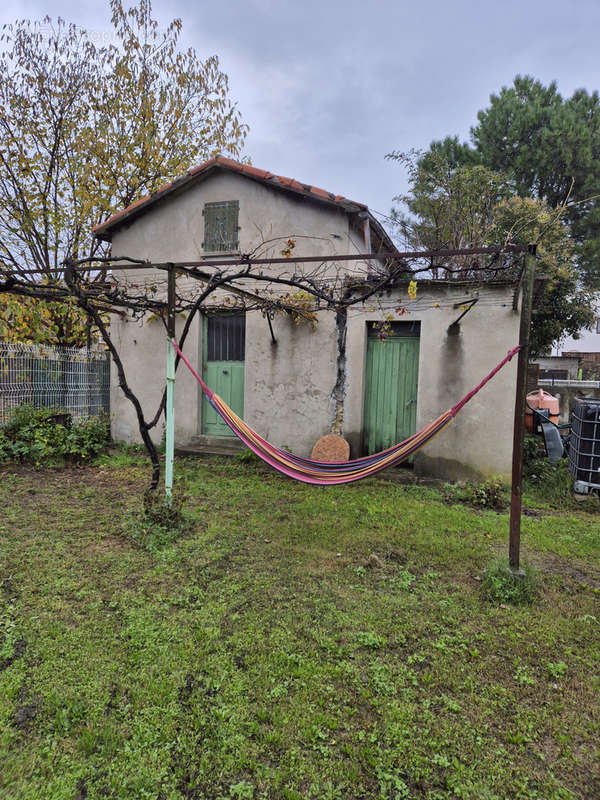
[165,266,176,504]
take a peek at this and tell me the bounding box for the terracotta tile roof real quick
[93,156,369,240]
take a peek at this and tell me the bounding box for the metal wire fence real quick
[0,342,110,424]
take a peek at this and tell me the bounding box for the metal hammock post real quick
[165,266,176,504]
[509,245,536,571]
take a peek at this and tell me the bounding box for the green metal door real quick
[202,314,245,437]
[363,324,420,454]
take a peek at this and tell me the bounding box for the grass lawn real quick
[0,453,598,799]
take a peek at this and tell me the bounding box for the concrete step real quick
[176,434,246,458]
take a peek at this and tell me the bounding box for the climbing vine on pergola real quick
[1,243,535,569]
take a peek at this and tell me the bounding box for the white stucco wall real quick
[243,311,339,447]
[109,170,361,264]
[233,284,520,481]
[345,284,519,480]
[106,170,520,480]
[109,310,201,445]
[108,169,364,446]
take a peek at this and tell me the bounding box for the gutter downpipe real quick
[359,211,372,276]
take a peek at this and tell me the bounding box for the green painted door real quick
[363,324,420,454]
[202,313,245,437]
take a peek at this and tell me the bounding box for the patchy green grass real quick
[0,455,598,799]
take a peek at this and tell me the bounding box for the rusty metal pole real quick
[509,245,536,571]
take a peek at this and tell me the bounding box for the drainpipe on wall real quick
[358,210,372,275]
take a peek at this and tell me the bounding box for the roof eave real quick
[93,161,223,242]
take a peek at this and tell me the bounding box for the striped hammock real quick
[173,340,519,486]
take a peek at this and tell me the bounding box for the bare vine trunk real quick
[64,272,162,490]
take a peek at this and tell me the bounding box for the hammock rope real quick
[173,339,520,485]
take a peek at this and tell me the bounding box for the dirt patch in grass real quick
[83,536,133,556]
[524,550,600,590]
[0,638,26,671]
[12,697,40,732]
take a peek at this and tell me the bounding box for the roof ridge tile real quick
[94,157,367,237]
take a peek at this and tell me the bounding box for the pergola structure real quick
[1,244,534,571]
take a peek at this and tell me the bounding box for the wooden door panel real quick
[363,336,419,454]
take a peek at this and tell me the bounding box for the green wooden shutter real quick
[203,200,239,252]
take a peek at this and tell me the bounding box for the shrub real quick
[523,433,545,470]
[63,415,110,462]
[0,428,15,462]
[481,558,539,606]
[0,404,108,465]
[525,458,578,507]
[522,432,590,509]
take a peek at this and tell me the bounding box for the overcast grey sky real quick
[3,0,600,225]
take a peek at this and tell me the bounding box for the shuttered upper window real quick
[202,200,239,252]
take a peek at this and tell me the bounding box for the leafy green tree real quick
[490,196,593,353]
[0,0,248,344]
[426,76,600,287]
[389,151,511,259]
[422,136,482,171]
[388,151,593,355]
[474,77,598,210]
[0,293,93,346]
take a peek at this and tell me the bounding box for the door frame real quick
[199,312,246,437]
[362,321,421,456]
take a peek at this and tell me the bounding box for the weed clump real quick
[481,558,539,606]
[235,448,261,466]
[523,434,587,510]
[125,485,192,551]
[440,476,507,511]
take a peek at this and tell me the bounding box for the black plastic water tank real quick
[568,397,600,489]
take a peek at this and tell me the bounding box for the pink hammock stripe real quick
[173,339,519,485]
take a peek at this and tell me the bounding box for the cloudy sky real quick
[2,0,600,226]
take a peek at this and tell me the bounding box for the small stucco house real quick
[94,157,521,481]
